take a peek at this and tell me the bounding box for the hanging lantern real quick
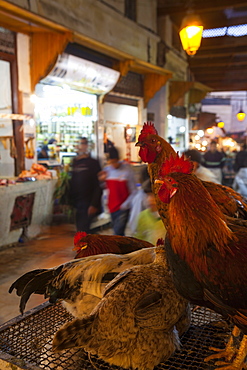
[236,109,246,122]
[179,14,203,56]
[217,121,225,128]
[206,127,214,134]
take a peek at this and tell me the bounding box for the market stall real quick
[0,166,57,248]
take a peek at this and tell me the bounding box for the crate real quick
[0,302,231,370]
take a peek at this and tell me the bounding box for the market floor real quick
[0,221,116,326]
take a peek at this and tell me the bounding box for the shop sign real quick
[41,53,120,95]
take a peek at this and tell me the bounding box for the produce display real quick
[0,163,52,185]
[18,163,52,180]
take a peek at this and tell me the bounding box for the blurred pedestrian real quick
[128,165,150,234]
[104,133,115,154]
[202,140,225,183]
[69,137,102,233]
[133,179,166,245]
[184,149,220,183]
[99,147,137,236]
[232,143,247,197]
[37,144,49,159]
[48,138,57,145]
[233,143,247,172]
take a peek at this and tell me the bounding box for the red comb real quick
[138,122,158,141]
[74,231,87,245]
[159,153,193,177]
[156,238,164,246]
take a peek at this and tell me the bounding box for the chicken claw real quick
[204,326,240,363]
[205,333,247,370]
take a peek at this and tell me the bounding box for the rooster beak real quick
[72,242,88,252]
[135,141,142,147]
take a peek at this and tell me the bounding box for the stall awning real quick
[113,59,172,107]
[189,82,212,105]
[41,53,121,95]
[169,80,212,109]
[73,32,172,107]
[0,1,172,99]
[0,1,72,91]
[196,112,217,130]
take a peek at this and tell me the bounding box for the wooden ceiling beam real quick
[198,81,247,91]
[192,48,247,59]
[167,13,247,30]
[201,15,247,29]
[200,36,247,51]
[157,1,247,16]
[195,37,247,57]
[195,70,247,81]
[192,66,247,77]
[158,2,247,30]
[189,59,247,68]
[157,1,247,91]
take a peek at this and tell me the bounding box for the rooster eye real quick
[151,139,156,143]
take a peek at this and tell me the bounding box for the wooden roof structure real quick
[157,0,247,91]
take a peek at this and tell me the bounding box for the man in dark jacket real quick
[233,143,247,172]
[69,137,102,233]
[203,140,225,184]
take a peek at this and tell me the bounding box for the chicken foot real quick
[204,326,240,363]
[214,335,247,370]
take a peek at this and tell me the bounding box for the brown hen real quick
[52,239,191,370]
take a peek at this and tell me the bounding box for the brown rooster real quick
[135,122,247,227]
[155,153,247,370]
[73,231,154,259]
[52,239,191,370]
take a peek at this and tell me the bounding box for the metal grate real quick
[0,302,231,370]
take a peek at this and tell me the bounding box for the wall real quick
[137,0,157,32]
[17,33,37,171]
[147,85,167,137]
[7,0,159,65]
[17,33,36,165]
[0,60,14,177]
[103,102,140,162]
[155,14,189,147]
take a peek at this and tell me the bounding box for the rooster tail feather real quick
[18,268,62,314]
[9,269,47,296]
[52,316,95,352]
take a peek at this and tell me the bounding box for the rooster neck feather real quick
[148,137,176,183]
[167,173,235,279]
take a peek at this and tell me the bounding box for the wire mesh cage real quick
[0,302,231,370]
